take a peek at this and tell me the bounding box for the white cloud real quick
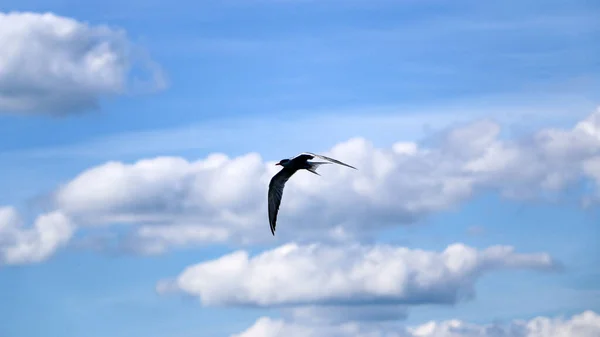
[0,11,165,115]
[233,310,600,337]
[51,108,600,250]
[157,242,558,307]
[0,206,74,264]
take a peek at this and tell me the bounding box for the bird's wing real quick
[268,167,296,235]
[291,153,315,162]
[300,152,357,170]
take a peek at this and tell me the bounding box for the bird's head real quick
[276,159,290,166]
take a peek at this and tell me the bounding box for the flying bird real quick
[268,152,357,235]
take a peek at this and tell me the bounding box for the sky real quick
[0,1,600,336]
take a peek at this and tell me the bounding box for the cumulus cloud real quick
[0,11,166,115]
[232,310,600,337]
[157,242,558,307]
[51,108,600,250]
[0,206,74,264]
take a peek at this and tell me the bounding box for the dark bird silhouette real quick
[268,152,357,235]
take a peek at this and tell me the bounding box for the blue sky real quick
[1,1,599,337]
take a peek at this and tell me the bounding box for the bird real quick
[268,152,357,235]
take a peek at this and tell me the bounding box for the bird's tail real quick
[307,161,331,175]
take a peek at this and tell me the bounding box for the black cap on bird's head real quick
[275,159,290,166]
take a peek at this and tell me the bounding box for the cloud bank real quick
[0,11,165,115]
[3,107,600,263]
[233,310,600,337]
[157,242,558,307]
[50,108,600,253]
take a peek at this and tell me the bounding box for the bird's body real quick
[268,152,357,235]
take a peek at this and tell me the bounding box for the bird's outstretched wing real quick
[299,152,357,170]
[268,167,296,235]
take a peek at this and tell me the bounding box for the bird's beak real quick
[275,163,281,166]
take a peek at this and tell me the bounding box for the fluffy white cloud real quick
[233,310,600,337]
[157,242,558,307]
[52,108,600,250]
[55,153,269,248]
[0,206,74,264]
[0,11,165,115]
